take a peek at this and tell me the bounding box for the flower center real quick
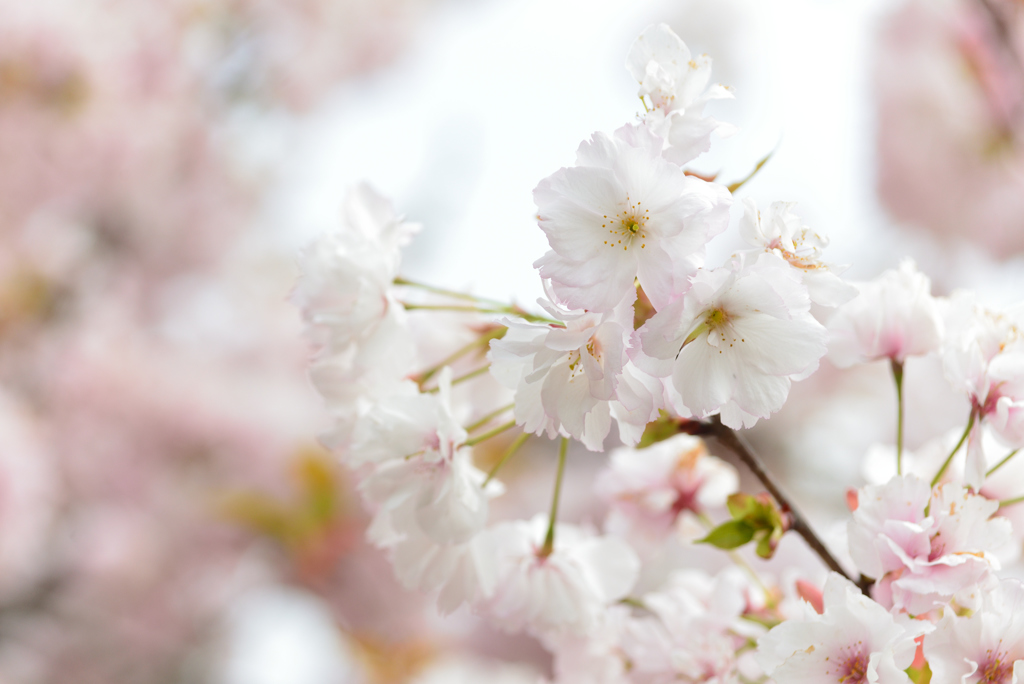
[825,646,869,684]
[566,337,603,380]
[600,195,650,251]
[978,650,1013,684]
[680,307,738,354]
[838,652,867,684]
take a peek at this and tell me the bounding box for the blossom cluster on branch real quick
[296,21,1024,684]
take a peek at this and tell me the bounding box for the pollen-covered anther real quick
[836,651,868,684]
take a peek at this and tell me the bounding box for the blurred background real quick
[2,0,1024,681]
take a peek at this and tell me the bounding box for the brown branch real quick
[708,418,873,594]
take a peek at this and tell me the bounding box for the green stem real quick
[400,302,558,325]
[619,596,647,610]
[464,419,517,447]
[425,365,490,393]
[394,276,507,307]
[415,336,493,387]
[987,449,1020,477]
[932,410,977,488]
[465,403,515,433]
[482,432,529,487]
[891,359,905,476]
[999,494,1024,508]
[539,438,569,558]
[698,512,770,597]
[726,150,773,194]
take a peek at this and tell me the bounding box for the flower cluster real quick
[294,19,1024,684]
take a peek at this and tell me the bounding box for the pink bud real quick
[796,579,824,614]
[911,635,926,670]
[845,488,859,512]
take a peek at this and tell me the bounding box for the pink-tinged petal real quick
[535,249,638,313]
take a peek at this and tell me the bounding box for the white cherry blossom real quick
[488,295,661,451]
[533,123,731,312]
[924,578,1024,684]
[738,198,855,310]
[847,475,1012,615]
[626,23,736,165]
[293,183,418,352]
[827,260,943,368]
[637,252,827,429]
[366,504,495,616]
[295,184,420,450]
[475,515,640,638]
[757,573,925,684]
[357,370,496,545]
[349,370,465,468]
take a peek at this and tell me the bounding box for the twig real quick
[708,418,870,593]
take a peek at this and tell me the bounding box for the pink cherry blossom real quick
[943,296,1024,487]
[620,569,763,684]
[847,475,1012,615]
[923,578,1024,684]
[875,0,1024,257]
[757,572,925,684]
[827,259,943,368]
[595,434,738,544]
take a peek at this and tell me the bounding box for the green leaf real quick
[697,520,756,550]
[755,532,776,559]
[726,492,757,519]
[637,412,682,449]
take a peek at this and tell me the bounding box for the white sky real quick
[260,0,1024,308]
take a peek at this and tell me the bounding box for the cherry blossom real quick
[626,23,736,166]
[620,569,763,684]
[349,370,465,469]
[757,572,925,684]
[847,474,1012,615]
[366,503,495,615]
[294,185,421,449]
[738,198,855,310]
[533,123,731,312]
[827,260,943,368]
[943,296,1024,487]
[637,252,828,429]
[546,606,631,684]
[923,578,1024,684]
[595,434,738,543]
[488,296,661,451]
[293,183,418,354]
[475,515,640,638]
